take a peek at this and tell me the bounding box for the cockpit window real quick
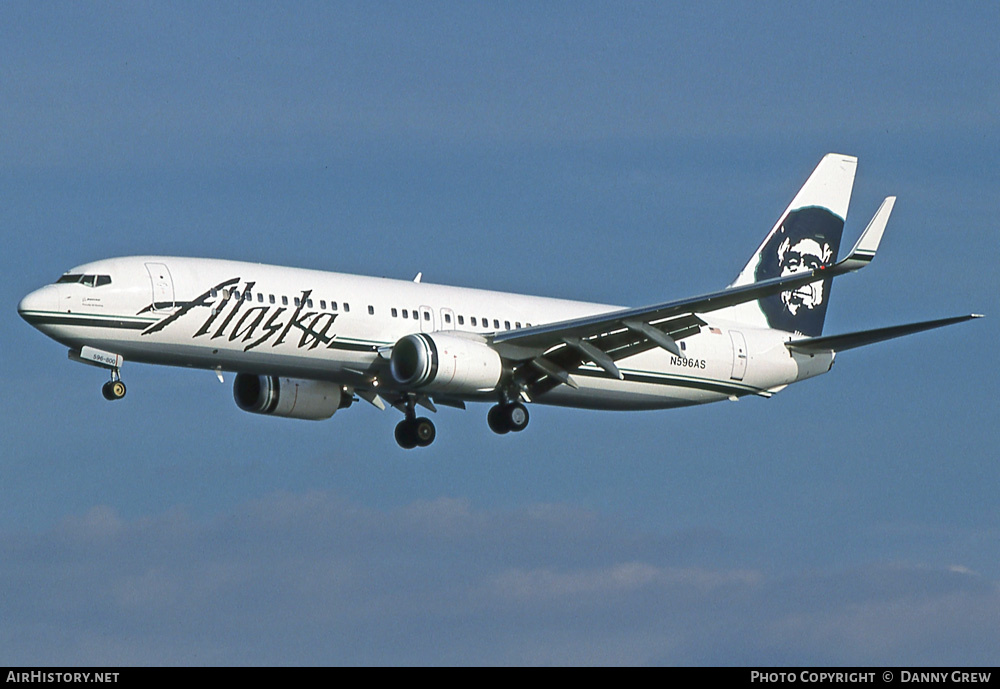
[56,273,112,287]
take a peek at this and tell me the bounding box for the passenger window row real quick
[388,307,531,331]
[210,287,535,331]
[213,288,353,313]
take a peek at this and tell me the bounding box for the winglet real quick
[840,196,895,270]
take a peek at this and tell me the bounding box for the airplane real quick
[18,153,981,449]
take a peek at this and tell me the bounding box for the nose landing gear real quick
[101,370,126,401]
[69,347,127,401]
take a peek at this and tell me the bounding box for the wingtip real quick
[846,195,895,260]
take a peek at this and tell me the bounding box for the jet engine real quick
[233,374,351,420]
[389,332,503,394]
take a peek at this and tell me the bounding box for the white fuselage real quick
[18,256,834,411]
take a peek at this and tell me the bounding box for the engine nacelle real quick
[233,374,351,420]
[389,332,503,394]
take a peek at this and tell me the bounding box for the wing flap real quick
[511,314,706,396]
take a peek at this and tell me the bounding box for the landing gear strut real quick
[488,402,529,434]
[394,396,436,449]
[101,369,126,401]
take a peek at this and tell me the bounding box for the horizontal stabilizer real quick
[786,314,982,354]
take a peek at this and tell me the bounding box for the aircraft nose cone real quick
[18,286,53,323]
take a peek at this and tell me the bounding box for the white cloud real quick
[2,491,998,665]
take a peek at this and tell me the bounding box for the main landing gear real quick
[394,397,436,449]
[392,397,530,448]
[101,369,126,401]
[487,402,529,434]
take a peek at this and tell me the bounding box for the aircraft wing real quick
[489,198,895,393]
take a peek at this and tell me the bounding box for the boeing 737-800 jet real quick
[18,154,980,448]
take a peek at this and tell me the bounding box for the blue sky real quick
[2,2,998,665]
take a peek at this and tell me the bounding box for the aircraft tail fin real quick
[718,153,858,336]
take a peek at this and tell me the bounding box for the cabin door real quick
[145,262,175,311]
[729,330,748,381]
[418,306,435,332]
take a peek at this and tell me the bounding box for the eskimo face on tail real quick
[777,235,833,314]
[755,206,843,336]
